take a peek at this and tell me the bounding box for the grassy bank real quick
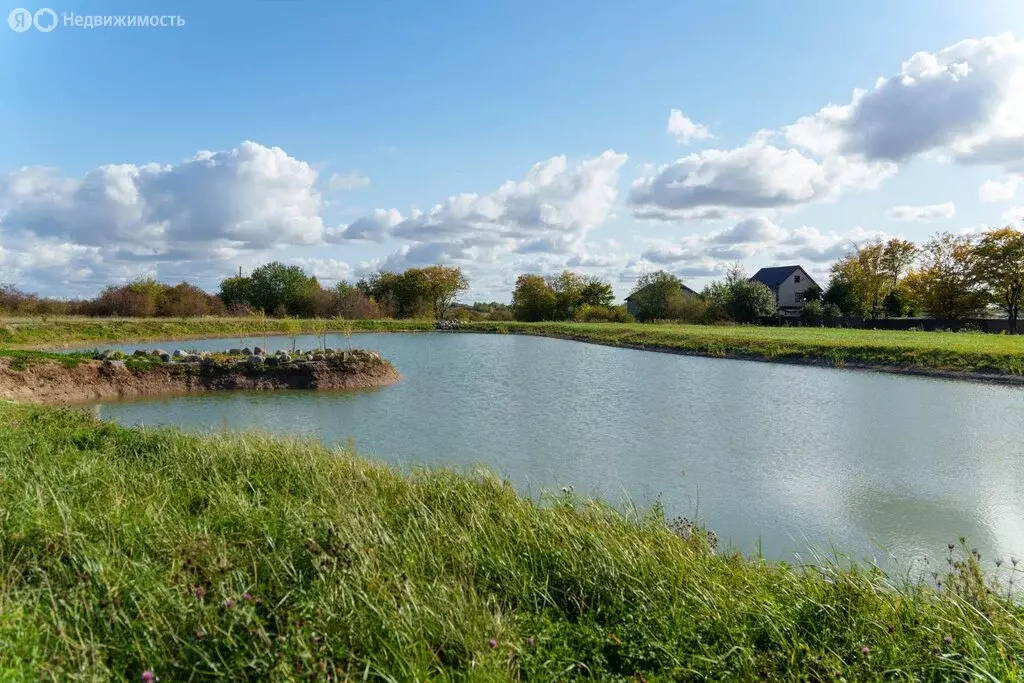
[0,316,435,348]
[470,321,1024,376]
[5,316,1024,378]
[1,403,1022,680]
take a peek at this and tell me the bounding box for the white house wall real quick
[775,269,812,307]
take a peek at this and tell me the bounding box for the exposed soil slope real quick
[0,352,399,404]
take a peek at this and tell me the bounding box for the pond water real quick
[83,332,1024,570]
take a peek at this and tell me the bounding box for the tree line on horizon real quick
[2,225,1022,326]
[0,263,480,321]
[809,226,1024,327]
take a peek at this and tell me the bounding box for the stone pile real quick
[435,319,461,331]
[99,346,385,371]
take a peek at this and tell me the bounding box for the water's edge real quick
[21,326,1024,387]
[494,330,1024,388]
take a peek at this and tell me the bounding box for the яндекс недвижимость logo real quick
[8,8,184,32]
[8,7,57,32]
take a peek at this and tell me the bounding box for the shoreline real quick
[0,352,400,404]
[491,329,1024,387]
[4,318,1024,387]
[8,327,434,352]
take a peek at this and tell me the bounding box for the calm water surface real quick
[84,332,1024,569]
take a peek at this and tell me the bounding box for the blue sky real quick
[2,0,1024,301]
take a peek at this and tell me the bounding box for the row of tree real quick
[624,269,776,324]
[0,280,226,318]
[821,227,1024,327]
[510,271,619,321]
[0,263,472,320]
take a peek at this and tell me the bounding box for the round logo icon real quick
[8,7,33,32]
[33,8,57,32]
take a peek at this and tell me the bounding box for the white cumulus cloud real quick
[628,141,894,220]
[886,202,956,222]
[784,33,1024,173]
[667,109,712,144]
[327,171,371,191]
[979,178,1018,202]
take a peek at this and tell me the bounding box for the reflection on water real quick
[84,332,1024,568]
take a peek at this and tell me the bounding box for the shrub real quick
[572,304,633,323]
[664,290,709,323]
[800,299,824,323]
[488,308,514,321]
[337,289,383,320]
[822,302,842,319]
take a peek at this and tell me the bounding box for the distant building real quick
[749,265,818,317]
[624,282,699,317]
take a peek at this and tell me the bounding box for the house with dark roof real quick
[624,281,699,318]
[750,265,819,317]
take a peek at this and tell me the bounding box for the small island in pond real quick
[0,346,399,404]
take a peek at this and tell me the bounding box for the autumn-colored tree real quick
[903,232,986,319]
[420,265,469,319]
[829,241,887,318]
[879,239,918,291]
[829,238,918,318]
[973,226,1024,331]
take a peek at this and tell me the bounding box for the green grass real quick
[1,403,1022,680]
[4,316,1024,377]
[0,348,96,370]
[0,316,435,348]
[466,322,1024,376]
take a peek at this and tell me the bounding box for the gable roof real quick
[750,265,818,290]
[625,281,699,301]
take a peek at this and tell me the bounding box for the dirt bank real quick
[0,354,399,404]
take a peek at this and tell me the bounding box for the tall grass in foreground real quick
[1,405,1023,680]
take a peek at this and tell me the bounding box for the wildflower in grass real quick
[193,586,205,600]
[887,624,895,633]
[243,592,253,601]
[861,646,870,656]
[488,638,497,649]
[527,636,536,648]
[943,635,953,645]
[141,671,156,683]
[222,598,235,609]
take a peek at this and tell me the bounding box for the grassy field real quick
[4,316,1024,377]
[472,321,1024,376]
[0,316,435,348]
[1,402,1022,680]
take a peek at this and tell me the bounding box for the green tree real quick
[903,232,986,319]
[723,268,776,323]
[512,274,557,322]
[247,262,320,316]
[801,283,823,303]
[628,270,690,322]
[580,277,614,307]
[703,266,776,323]
[218,275,254,311]
[830,241,888,318]
[823,278,857,315]
[973,226,1024,331]
[880,238,918,291]
[420,265,469,319]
